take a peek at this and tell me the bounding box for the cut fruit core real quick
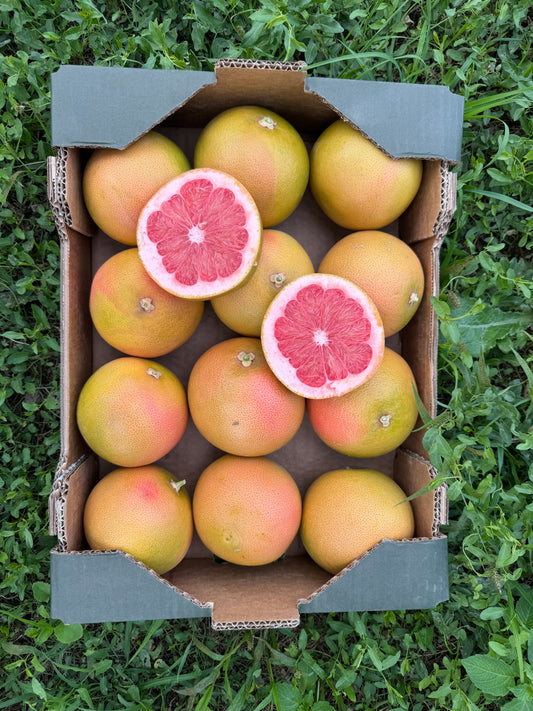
[262,274,385,399]
[137,168,262,299]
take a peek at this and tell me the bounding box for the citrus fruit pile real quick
[78,106,424,576]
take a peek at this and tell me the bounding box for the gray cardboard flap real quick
[306,76,464,162]
[51,65,463,162]
[50,550,211,624]
[300,537,449,614]
[50,65,215,149]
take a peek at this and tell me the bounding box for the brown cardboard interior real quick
[51,63,454,627]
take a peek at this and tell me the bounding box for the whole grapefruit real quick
[261,273,384,399]
[318,230,425,337]
[90,248,204,357]
[310,120,423,230]
[194,105,309,227]
[83,465,193,575]
[187,337,305,457]
[83,131,190,245]
[192,454,302,566]
[300,468,415,574]
[76,357,188,467]
[137,168,262,299]
[307,347,419,458]
[211,229,314,337]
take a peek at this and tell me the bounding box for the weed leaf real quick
[462,654,515,696]
[53,622,83,644]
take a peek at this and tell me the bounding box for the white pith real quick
[313,329,329,347]
[188,225,205,244]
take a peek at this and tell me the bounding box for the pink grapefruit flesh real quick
[137,168,262,299]
[261,273,384,399]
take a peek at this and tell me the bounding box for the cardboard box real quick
[47,59,464,630]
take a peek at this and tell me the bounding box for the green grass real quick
[1,0,532,708]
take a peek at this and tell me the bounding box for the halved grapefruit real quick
[137,168,262,299]
[261,273,384,399]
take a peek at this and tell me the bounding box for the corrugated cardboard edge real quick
[47,148,74,542]
[47,151,79,542]
[48,453,87,542]
[431,161,457,419]
[404,448,449,534]
[47,149,70,233]
[211,617,299,631]
[216,58,307,72]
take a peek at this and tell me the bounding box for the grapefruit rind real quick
[261,273,385,399]
[193,105,310,228]
[89,248,204,357]
[137,168,262,300]
[83,465,193,575]
[83,131,191,246]
[192,455,302,566]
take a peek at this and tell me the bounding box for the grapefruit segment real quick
[261,274,384,399]
[137,168,262,299]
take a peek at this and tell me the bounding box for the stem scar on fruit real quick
[270,272,287,288]
[237,351,255,367]
[258,116,276,130]
[146,368,162,379]
[379,414,393,428]
[139,297,155,312]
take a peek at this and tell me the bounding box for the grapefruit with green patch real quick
[137,168,262,299]
[194,105,309,227]
[90,248,204,357]
[83,131,190,245]
[76,357,188,467]
[187,337,304,457]
[261,273,384,399]
[192,454,302,566]
[211,229,314,336]
[83,465,193,575]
